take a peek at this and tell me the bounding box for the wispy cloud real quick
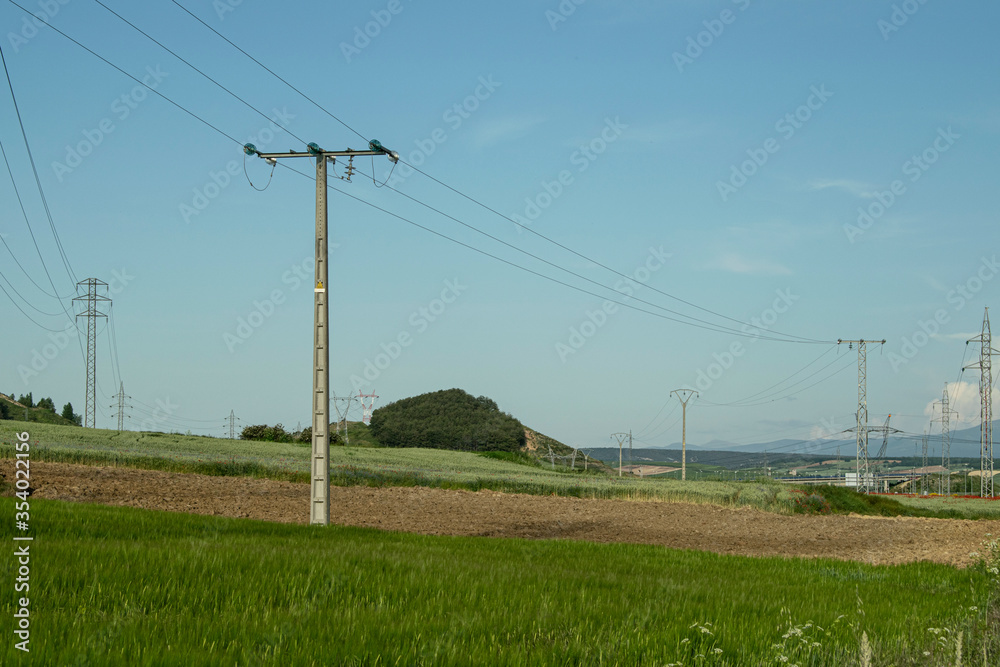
[930,332,978,341]
[473,115,545,149]
[924,381,998,426]
[706,252,792,276]
[807,178,876,198]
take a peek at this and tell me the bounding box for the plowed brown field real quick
[6,461,998,567]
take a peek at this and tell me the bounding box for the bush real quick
[793,492,831,515]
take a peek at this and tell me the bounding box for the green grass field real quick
[884,493,1000,519]
[0,420,804,512]
[1,497,997,666]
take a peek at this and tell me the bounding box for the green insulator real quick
[369,139,384,152]
[243,143,257,155]
[307,142,323,155]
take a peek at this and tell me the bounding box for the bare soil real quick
[5,461,998,567]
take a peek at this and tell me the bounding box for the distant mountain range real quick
[628,420,999,460]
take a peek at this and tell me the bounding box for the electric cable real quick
[166,0,831,345]
[0,39,76,286]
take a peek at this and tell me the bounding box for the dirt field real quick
[6,461,999,567]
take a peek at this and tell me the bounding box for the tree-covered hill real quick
[369,388,526,452]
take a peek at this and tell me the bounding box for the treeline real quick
[240,423,309,443]
[0,392,80,425]
[240,423,349,445]
[369,388,525,452]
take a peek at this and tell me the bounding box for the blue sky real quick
[1,0,998,457]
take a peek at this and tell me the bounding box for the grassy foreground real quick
[1,497,997,666]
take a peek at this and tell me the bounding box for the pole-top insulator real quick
[243,143,258,156]
[307,142,323,155]
[369,139,399,163]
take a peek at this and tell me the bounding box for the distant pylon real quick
[838,339,886,494]
[110,381,130,433]
[73,279,110,428]
[227,410,239,439]
[964,308,998,497]
[933,384,958,495]
[332,391,358,445]
[921,431,929,496]
[358,391,379,426]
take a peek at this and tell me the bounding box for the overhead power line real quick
[166,0,830,345]
[169,0,369,143]
[0,38,76,286]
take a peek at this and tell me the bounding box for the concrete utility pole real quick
[933,384,958,496]
[247,140,398,526]
[611,432,628,477]
[671,389,698,481]
[628,429,633,470]
[837,339,885,494]
[965,308,998,498]
[73,279,111,429]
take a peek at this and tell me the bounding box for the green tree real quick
[37,397,55,412]
[0,400,9,420]
[369,388,525,452]
[61,402,75,421]
[18,393,33,408]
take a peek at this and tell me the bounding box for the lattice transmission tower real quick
[965,308,998,497]
[226,410,240,439]
[933,384,958,495]
[110,382,131,432]
[331,391,358,445]
[73,279,111,428]
[838,339,886,494]
[359,391,379,425]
